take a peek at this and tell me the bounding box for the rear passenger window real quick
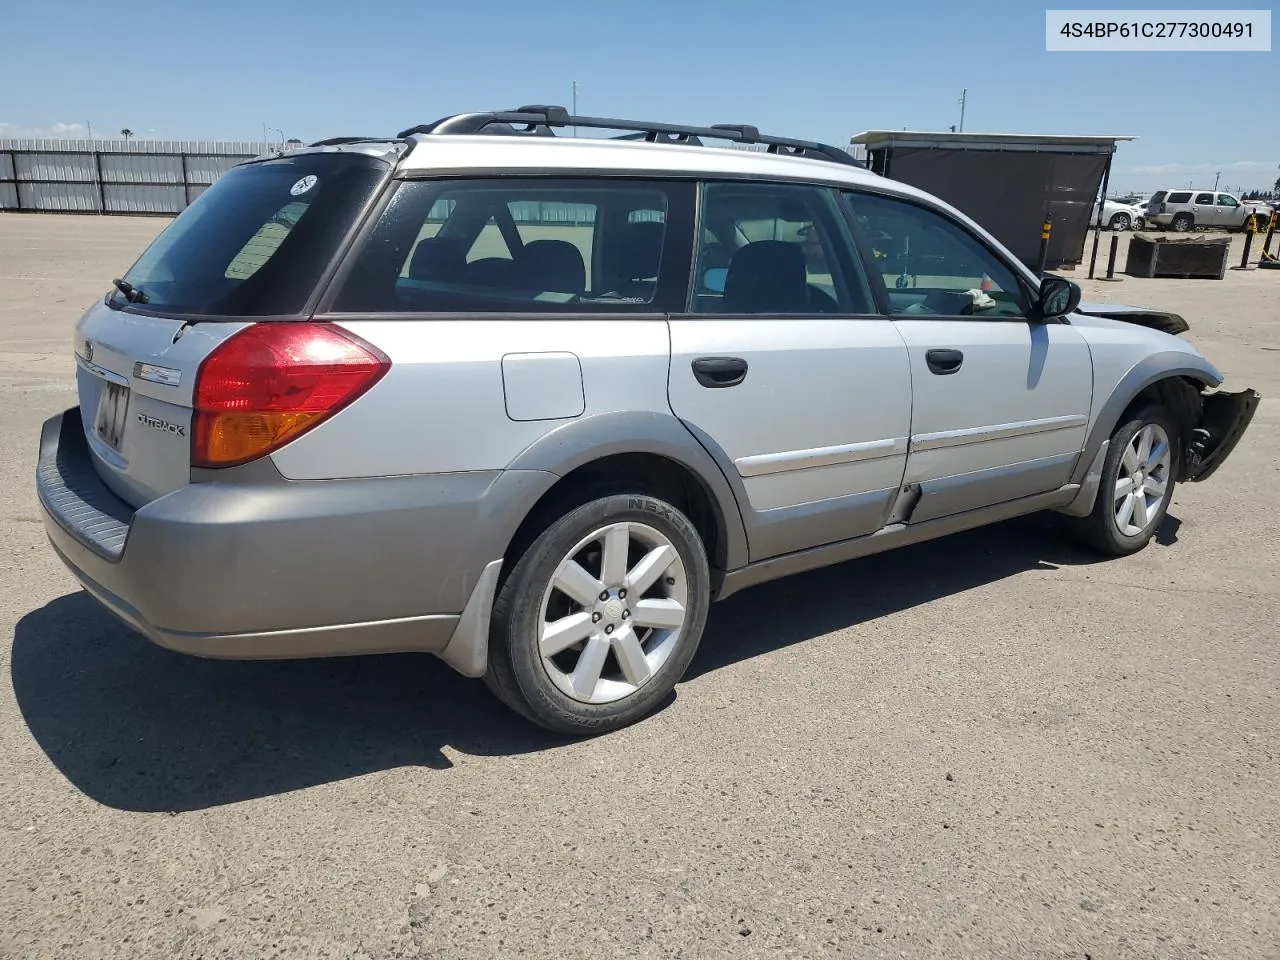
[333,179,687,313]
[691,182,873,315]
[1194,193,1215,205]
[1168,191,1192,203]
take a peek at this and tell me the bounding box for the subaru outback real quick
[37,106,1259,734]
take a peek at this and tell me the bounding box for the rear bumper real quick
[37,408,552,661]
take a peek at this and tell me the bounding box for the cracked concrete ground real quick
[1,217,1277,959]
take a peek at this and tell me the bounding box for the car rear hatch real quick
[74,148,391,508]
[1147,191,1166,216]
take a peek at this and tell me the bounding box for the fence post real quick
[93,150,107,215]
[6,150,18,212]
[1036,215,1052,275]
[1232,215,1256,270]
[179,153,190,210]
[1100,233,1122,281]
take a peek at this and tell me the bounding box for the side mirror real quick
[702,267,727,294]
[1036,276,1081,320]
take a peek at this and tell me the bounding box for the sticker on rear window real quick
[290,175,318,196]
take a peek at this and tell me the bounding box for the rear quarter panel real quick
[268,319,672,479]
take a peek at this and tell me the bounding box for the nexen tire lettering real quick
[136,412,186,437]
[627,497,694,535]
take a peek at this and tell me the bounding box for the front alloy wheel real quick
[1066,404,1180,556]
[1112,423,1172,537]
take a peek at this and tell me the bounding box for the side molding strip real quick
[735,437,908,478]
[911,415,1087,452]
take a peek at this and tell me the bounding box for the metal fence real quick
[0,139,277,215]
[1,138,864,219]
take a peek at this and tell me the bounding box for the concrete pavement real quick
[1,216,1277,959]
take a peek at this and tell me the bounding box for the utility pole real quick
[571,80,579,137]
[1214,170,1221,191]
[958,88,967,132]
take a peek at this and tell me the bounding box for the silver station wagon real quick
[37,106,1259,734]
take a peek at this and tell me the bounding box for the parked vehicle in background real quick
[1243,198,1276,222]
[1146,190,1272,232]
[1093,198,1144,230]
[35,105,1261,735]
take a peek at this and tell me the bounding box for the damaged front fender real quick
[1075,301,1191,336]
[1183,387,1262,482]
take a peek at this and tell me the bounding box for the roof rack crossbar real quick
[397,106,862,167]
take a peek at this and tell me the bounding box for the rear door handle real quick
[925,348,964,375]
[692,356,748,388]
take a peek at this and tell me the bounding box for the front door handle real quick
[925,348,964,375]
[692,356,748,388]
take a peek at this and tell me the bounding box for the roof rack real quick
[397,105,863,168]
[307,136,385,147]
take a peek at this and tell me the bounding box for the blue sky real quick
[2,0,1275,195]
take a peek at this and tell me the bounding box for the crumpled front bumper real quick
[1184,387,1261,482]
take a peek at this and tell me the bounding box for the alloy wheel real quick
[538,521,689,704]
[1113,423,1172,537]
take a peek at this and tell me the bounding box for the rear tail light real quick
[1159,202,1167,213]
[192,323,389,468]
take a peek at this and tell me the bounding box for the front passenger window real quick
[844,191,1029,320]
[1218,195,1239,207]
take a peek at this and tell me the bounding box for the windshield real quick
[112,152,387,317]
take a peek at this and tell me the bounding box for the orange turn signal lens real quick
[194,411,324,468]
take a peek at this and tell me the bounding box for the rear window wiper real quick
[111,278,149,304]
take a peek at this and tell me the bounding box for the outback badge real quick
[135,412,186,437]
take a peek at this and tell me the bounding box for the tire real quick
[1170,213,1194,232]
[1066,404,1179,556]
[485,493,711,735]
[1108,213,1132,231]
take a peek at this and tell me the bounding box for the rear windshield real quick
[111,152,387,317]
